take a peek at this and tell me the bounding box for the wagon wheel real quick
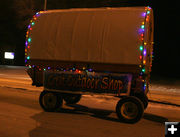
[63,94,82,104]
[39,91,63,112]
[116,96,144,123]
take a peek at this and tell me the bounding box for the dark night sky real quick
[150,1,179,77]
[0,0,179,78]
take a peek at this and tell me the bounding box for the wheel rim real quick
[120,102,138,120]
[42,93,57,109]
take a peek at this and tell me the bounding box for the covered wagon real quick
[25,6,154,123]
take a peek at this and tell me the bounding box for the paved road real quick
[1,86,180,137]
[0,66,180,137]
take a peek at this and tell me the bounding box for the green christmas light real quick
[27,56,30,60]
[141,25,145,29]
[142,68,145,72]
[32,22,35,26]
[140,46,143,51]
[28,38,31,43]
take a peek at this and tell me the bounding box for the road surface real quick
[0,66,180,137]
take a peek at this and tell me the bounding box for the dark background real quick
[0,0,179,78]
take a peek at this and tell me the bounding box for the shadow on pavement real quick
[29,104,168,137]
[28,105,116,137]
[65,104,168,124]
[143,113,168,124]
[66,104,120,122]
[65,104,113,116]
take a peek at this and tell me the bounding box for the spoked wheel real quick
[39,91,63,112]
[116,96,144,123]
[63,94,82,104]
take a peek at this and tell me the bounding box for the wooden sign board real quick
[44,71,132,96]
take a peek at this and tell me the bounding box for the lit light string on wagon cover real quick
[25,11,93,73]
[25,7,153,78]
[25,12,41,65]
[139,6,152,91]
[25,11,98,73]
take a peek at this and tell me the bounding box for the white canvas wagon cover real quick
[26,7,153,66]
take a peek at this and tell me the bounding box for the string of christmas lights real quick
[138,6,152,91]
[25,12,41,64]
[25,7,153,85]
[25,11,94,73]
